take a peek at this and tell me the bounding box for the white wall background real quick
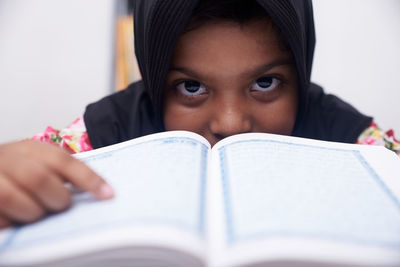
[0,0,399,143]
[0,0,115,143]
[312,0,400,135]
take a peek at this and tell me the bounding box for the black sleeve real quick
[84,81,161,148]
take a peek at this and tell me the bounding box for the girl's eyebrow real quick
[169,66,199,78]
[169,58,293,79]
[245,58,293,77]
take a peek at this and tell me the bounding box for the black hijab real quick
[84,0,372,148]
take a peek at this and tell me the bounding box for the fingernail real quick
[97,183,115,199]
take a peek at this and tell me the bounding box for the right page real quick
[209,133,400,267]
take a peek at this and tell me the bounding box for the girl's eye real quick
[251,77,281,92]
[176,80,207,96]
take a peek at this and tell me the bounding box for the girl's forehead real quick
[172,19,291,69]
[181,18,281,45]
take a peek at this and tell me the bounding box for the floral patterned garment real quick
[31,117,93,153]
[356,122,400,155]
[32,117,400,156]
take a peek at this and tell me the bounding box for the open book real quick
[0,131,399,267]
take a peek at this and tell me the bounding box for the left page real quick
[0,131,210,267]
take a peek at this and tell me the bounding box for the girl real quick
[0,0,398,228]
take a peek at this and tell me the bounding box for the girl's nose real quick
[209,98,252,141]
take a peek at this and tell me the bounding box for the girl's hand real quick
[0,140,114,229]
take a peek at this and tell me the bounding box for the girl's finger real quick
[0,173,45,223]
[0,216,11,229]
[6,158,71,212]
[28,141,115,200]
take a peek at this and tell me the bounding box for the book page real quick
[210,133,400,267]
[0,131,210,266]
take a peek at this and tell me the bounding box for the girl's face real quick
[163,19,298,146]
